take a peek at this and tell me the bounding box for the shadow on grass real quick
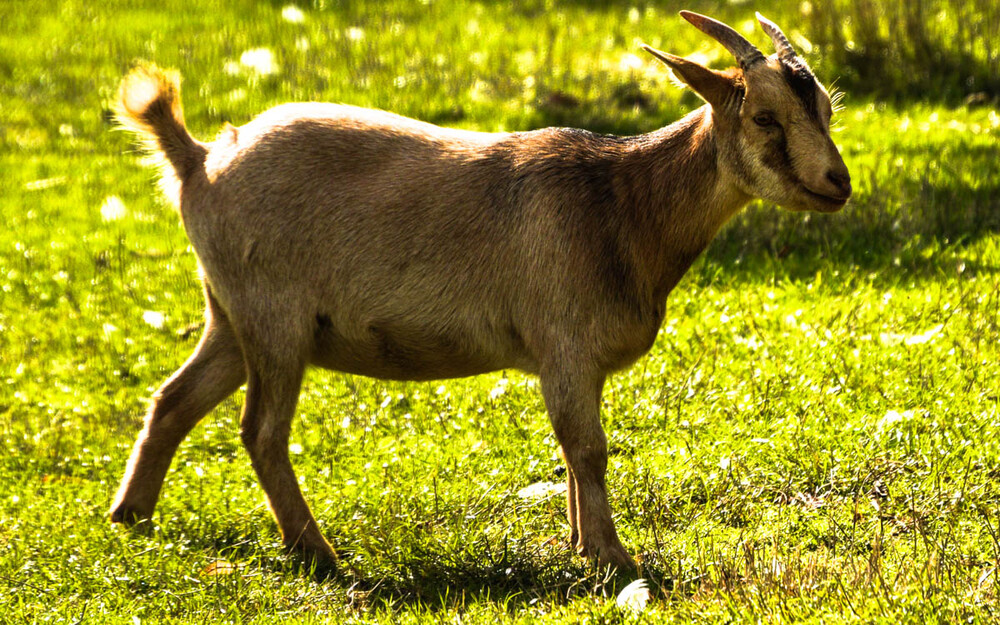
[326,547,593,610]
[301,541,714,614]
[161,517,660,612]
[318,546,694,614]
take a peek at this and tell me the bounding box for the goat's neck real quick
[617,106,751,301]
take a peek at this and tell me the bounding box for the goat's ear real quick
[641,44,740,111]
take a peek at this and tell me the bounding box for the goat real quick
[110,11,851,572]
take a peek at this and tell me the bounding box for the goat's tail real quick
[116,65,206,196]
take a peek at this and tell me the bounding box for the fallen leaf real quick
[201,560,236,576]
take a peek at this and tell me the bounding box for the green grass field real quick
[3,0,1000,622]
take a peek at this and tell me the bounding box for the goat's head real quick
[643,11,851,212]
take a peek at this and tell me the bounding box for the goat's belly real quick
[309,319,532,381]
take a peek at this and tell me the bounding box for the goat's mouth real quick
[801,185,850,211]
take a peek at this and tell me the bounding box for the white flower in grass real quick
[240,48,278,75]
[142,310,165,329]
[904,324,943,345]
[879,323,944,346]
[877,408,917,438]
[516,481,567,499]
[489,378,508,400]
[100,195,127,222]
[281,5,305,23]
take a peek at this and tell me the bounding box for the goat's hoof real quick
[110,504,155,535]
[600,551,638,573]
[297,549,338,579]
[305,556,338,580]
[579,542,637,573]
[110,502,147,525]
[286,540,339,578]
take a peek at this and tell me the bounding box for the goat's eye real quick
[753,113,778,127]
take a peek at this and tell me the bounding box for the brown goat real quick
[110,11,850,572]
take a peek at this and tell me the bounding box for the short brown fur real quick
[111,11,850,572]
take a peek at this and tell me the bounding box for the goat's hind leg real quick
[237,332,335,571]
[111,292,247,526]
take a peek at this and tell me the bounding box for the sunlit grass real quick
[2,1,1000,622]
[806,0,1000,100]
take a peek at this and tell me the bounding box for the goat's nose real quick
[826,170,852,197]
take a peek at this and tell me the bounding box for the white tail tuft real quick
[116,65,204,204]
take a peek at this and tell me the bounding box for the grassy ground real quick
[3,0,1000,622]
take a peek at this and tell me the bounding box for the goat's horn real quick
[680,10,766,70]
[756,12,798,62]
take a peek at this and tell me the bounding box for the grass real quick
[805,0,1000,101]
[2,0,1000,622]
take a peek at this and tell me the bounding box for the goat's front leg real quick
[541,367,635,571]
